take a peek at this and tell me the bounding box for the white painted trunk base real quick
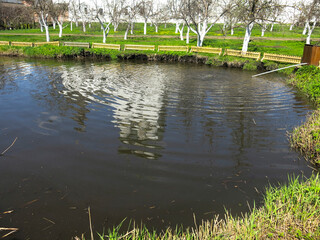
[242,23,254,53]
[144,21,147,35]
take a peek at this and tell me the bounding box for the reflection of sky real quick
[59,63,166,159]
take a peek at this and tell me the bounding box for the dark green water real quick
[0,57,313,239]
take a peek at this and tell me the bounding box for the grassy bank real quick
[0,44,297,75]
[0,33,309,56]
[76,175,320,240]
[289,65,320,166]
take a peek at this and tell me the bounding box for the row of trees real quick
[2,0,320,52]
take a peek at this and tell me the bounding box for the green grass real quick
[0,33,307,56]
[76,174,320,240]
[289,66,320,166]
[3,22,320,39]
[289,65,320,104]
[290,111,320,166]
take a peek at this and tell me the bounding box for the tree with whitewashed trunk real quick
[168,0,185,39]
[94,3,111,43]
[237,0,283,53]
[39,18,44,32]
[186,25,190,43]
[28,0,53,42]
[50,0,69,38]
[299,1,316,35]
[221,0,239,36]
[174,0,230,47]
[104,0,125,32]
[121,0,139,40]
[287,3,300,31]
[78,1,90,33]
[260,21,268,37]
[303,0,320,44]
[150,3,167,33]
[138,0,154,35]
[68,0,80,31]
[269,0,284,32]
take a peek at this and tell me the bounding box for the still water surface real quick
[0,57,313,239]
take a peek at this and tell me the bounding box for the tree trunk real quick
[289,24,294,31]
[270,23,274,32]
[76,20,78,27]
[175,22,179,33]
[45,25,50,42]
[131,22,134,34]
[303,21,309,35]
[82,21,86,32]
[39,20,44,32]
[155,24,158,33]
[89,22,91,28]
[179,23,185,40]
[186,26,190,44]
[114,22,118,32]
[242,22,254,53]
[70,21,73,31]
[261,24,266,37]
[124,24,130,40]
[103,28,106,43]
[231,26,234,35]
[197,34,202,47]
[58,22,63,37]
[53,20,56,29]
[40,12,50,42]
[144,20,147,35]
[306,21,317,45]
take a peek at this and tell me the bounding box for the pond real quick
[0,57,313,239]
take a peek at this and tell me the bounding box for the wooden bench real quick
[190,46,222,55]
[63,42,90,48]
[11,42,33,47]
[261,53,301,64]
[124,44,155,51]
[224,49,261,61]
[92,43,121,50]
[158,45,189,52]
[34,41,60,47]
[0,41,10,46]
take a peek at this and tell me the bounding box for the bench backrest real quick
[224,49,261,60]
[158,45,189,52]
[63,42,90,48]
[261,53,301,64]
[11,42,33,47]
[92,43,121,50]
[124,44,155,51]
[34,41,60,47]
[0,41,10,46]
[190,46,222,55]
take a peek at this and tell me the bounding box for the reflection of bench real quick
[158,45,189,52]
[191,46,222,55]
[92,43,121,50]
[224,49,261,60]
[0,41,10,46]
[124,44,155,51]
[34,41,60,47]
[11,42,33,47]
[261,53,301,64]
[63,42,90,48]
